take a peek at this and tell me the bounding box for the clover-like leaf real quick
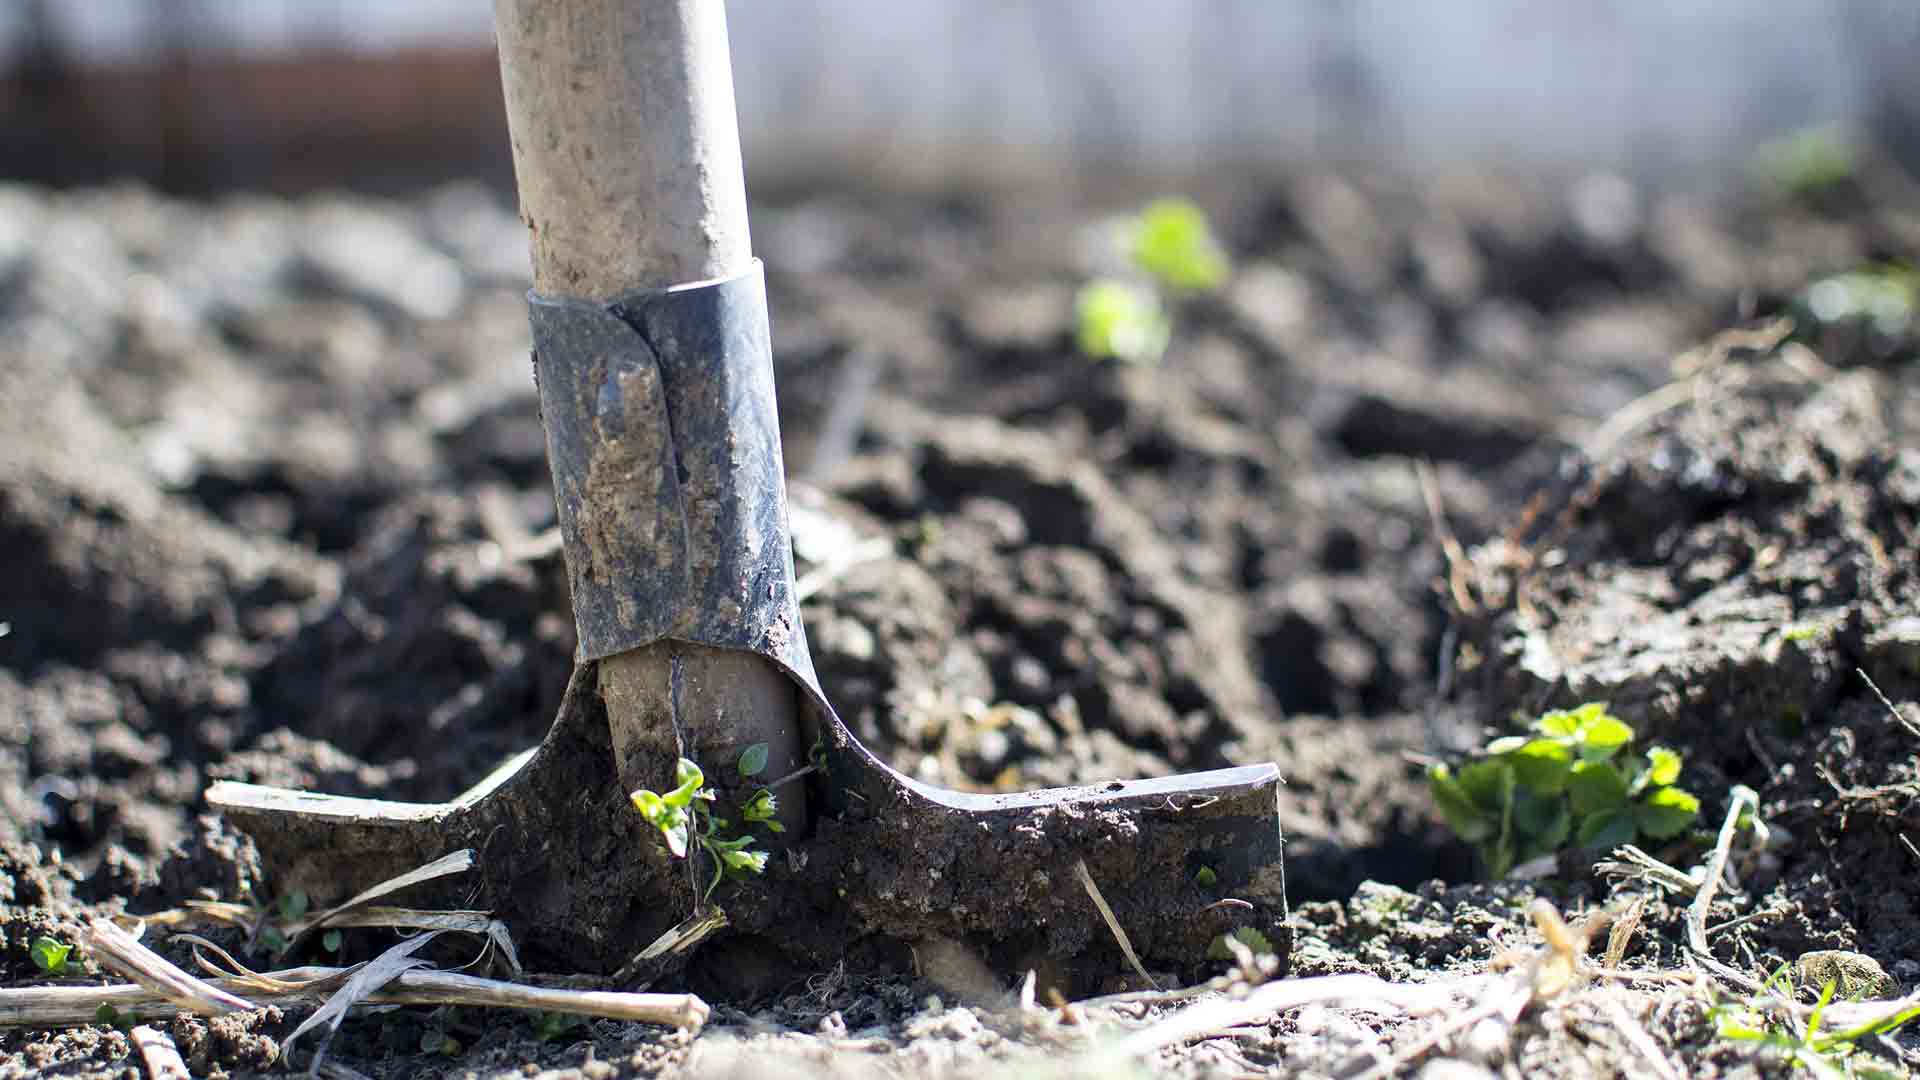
[1576,710,1634,759]
[1529,801,1573,854]
[29,936,71,975]
[1130,198,1230,292]
[737,742,770,778]
[1455,758,1514,812]
[1076,279,1171,363]
[1567,760,1630,816]
[1634,786,1701,839]
[1511,785,1564,841]
[1644,746,1683,787]
[1207,927,1273,960]
[1536,708,1583,737]
[1508,738,1574,795]
[1576,808,1637,849]
[719,848,769,874]
[1429,765,1497,843]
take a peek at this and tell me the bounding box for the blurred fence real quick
[2,0,1916,191]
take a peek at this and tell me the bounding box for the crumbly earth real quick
[1,164,1917,1077]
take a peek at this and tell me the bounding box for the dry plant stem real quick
[1860,668,1920,739]
[1602,996,1683,1080]
[83,917,254,1017]
[1074,859,1157,990]
[1687,786,1761,992]
[131,1025,191,1080]
[0,968,709,1031]
[1112,973,1475,1059]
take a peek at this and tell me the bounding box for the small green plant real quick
[630,755,773,905]
[1076,198,1230,364]
[1714,965,1918,1078]
[534,1010,584,1043]
[1075,280,1170,363]
[94,1003,136,1031]
[29,936,72,975]
[1428,703,1701,878]
[1193,865,1218,888]
[1207,927,1274,961]
[1752,128,1857,201]
[321,929,343,954]
[1797,263,1918,339]
[1128,198,1230,292]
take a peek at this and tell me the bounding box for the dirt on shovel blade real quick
[2,169,1918,1077]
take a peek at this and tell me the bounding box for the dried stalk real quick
[83,917,254,1017]
[1,967,709,1032]
[131,1024,192,1080]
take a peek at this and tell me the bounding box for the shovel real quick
[209,0,1284,992]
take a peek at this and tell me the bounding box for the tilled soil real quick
[2,166,1917,1077]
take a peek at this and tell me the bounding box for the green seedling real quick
[1194,865,1218,888]
[321,929,343,954]
[534,1010,584,1043]
[95,1003,136,1031]
[1429,702,1700,878]
[279,889,310,922]
[1714,965,1917,1079]
[1128,198,1230,293]
[630,756,772,904]
[1076,198,1230,364]
[1796,264,1918,339]
[29,936,72,975]
[1076,279,1171,364]
[1207,927,1274,962]
[1752,128,1857,201]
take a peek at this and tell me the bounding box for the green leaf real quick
[1577,712,1634,758]
[1644,746,1683,787]
[1429,766,1496,843]
[1454,759,1513,811]
[29,936,71,975]
[631,789,667,822]
[1576,808,1637,849]
[661,808,692,858]
[95,1003,118,1027]
[322,929,343,953]
[1536,707,1582,730]
[719,848,769,874]
[662,758,705,808]
[1194,866,1218,888]
[1567,761,1630,816]
[1130,199,1230,291]
[279,890,310,922]
[741,788,778,823]
[1076,279,1171,363]
[1484,735,1530,755]
[1634,786,1701,839]
[1207,927,1273,960]
[737,742,770,778]
[1536,709,1582,737]
[1512,788,1572,851]
[1508,738,1574,794]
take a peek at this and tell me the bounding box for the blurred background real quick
[3,0,1918,194]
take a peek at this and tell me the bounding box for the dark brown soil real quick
[2,165,1917,1077]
